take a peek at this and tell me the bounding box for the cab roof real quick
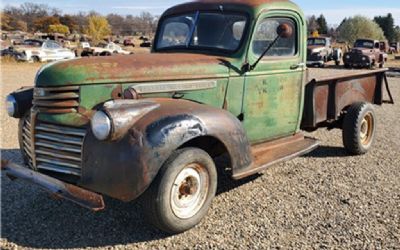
[162,0,302,18]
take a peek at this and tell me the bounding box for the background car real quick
[11,39,75,62]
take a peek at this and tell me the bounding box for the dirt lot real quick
[1,62,399,249]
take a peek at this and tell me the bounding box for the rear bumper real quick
[1,160,105,211]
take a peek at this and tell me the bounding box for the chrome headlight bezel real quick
[6,94,17,117]
[91,111,112,140]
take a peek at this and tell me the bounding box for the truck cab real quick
[344,39,388,68]
[3,0,393,234]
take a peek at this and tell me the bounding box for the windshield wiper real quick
[186,11,200,48]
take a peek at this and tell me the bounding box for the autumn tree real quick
[84,15,111,42]
[60,14,78,33]
[33,16,60,32]
[48,24,70,34]
[338,16,386,45]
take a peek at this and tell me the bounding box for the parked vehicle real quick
[123,39,135,47]
[7,39,75,62]
[390,42,399,54]
[307,36,341,67]
[140,41,152,48]
[343,39,388,69]
[74,42,91,57]
[379,40,390,53]
[3,0,394,234]
[82,42,132,56]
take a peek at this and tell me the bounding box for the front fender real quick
[80,98,252,201]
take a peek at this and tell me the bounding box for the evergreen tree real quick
[374,13,395,41]
[316,14,328,34]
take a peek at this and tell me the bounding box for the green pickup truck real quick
[3,0,394,233]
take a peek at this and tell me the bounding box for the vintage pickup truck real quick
[3,0,394,233]
[306,36,341,67]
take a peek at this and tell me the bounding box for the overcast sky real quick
[1,0,399,26]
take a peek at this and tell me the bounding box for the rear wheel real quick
[31,56,40,63]
[143,148,217,234]
[342,102,376,155]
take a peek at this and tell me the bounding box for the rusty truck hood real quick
[35,53,230,87]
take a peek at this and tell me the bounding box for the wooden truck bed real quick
[301,68,393,130]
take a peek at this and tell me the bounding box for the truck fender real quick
[81,98,253,201]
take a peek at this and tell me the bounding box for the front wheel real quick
[342,102,376,155]
[143,148,217,234]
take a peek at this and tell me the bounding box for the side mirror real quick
[277,23,293,39]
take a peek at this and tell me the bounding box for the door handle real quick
[290,63,305,70]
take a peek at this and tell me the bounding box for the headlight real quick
[91,111,112,140]
[362,57,366,61]
[6,94,17,117]
[346,55,350,59]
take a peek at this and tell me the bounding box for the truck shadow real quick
[1,146,346,248]
[1,149,257,249]
[302,145,350,158]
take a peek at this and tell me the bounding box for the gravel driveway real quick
[1,63,399,249]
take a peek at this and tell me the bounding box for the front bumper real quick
[1,160,105,211]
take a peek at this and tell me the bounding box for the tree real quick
[60,14,78,33]
[33,16,60,32]
[48,24,70,34]
[107,13,125,35]
[307,15,319,35]
[84,15,111,42]
[394,26,400,42]
[316,14,328,34]
[338,15,386,45]
[1,12,12,30]
[374,13,395,42]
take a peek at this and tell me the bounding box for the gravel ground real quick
[1,63,399,249]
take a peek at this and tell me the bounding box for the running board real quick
[233,134,319,180]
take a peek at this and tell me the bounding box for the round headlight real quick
[6,94,17,117]
[91,111,112,140]
[346,55,350,59]
[362,57,366,61]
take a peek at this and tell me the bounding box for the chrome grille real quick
[21,116,34,169]
[22,119,86,177]
[33,86,80,113]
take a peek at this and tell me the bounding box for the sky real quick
[1,0,399,26]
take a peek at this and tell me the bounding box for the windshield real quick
[307,38,326,46]
[156,12,248,53]
[354,40,374,49]
[23,40,43,47]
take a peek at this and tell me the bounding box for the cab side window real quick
[253,17,297,57]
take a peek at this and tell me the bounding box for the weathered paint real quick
[80,98,252,201]
[5,0,392,209]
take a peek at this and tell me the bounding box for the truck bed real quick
[301,67,391,130]
[307,67,387,83]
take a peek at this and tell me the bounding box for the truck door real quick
[242,12,305,143]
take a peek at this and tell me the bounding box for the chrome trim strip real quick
[131,80,217,94]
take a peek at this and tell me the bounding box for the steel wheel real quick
[359,112,374,146]
[143,147,217,234]
[171,163,209,219]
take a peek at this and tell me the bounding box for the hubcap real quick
[360,112,374,145]
[171,163,209,219]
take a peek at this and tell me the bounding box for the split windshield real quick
[156,11,248,53]
[354,40,374,49]
[307,38,326,46]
